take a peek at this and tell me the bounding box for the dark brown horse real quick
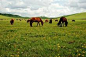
[49,19,52,24]
[10,19,14,25]
[30,17,43,27]
[55,19,58,22]
[72,20,75,22]
[58,17,68,27]
[27,19,30,23]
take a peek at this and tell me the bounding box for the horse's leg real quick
[39,22,40,26]
[63,22,65,27]
[63,22,64,27]
[37,22,39,26]
[37,22,40,26]
[62,22,63,27]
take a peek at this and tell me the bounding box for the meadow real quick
[0,19,86,57]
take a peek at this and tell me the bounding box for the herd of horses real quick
[10,17,70,27]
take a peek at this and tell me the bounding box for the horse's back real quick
[31,17,41,22]
[60,17,67,22]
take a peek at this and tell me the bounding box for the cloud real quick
[0,0,86,17]
[67,0,86,9]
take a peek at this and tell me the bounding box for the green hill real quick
[0,13,49,19]
[0,12,86,20]
[58,12,86,20]
[0,13,29,19]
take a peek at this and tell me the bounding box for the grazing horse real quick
[30,17,43,27]
[55,19,58,22]
[49,19,52,24]
[58,17,68,27]
[72,20,75,22]
[10,19,14,25]
[45,19,48,22]
[27,19,30,23]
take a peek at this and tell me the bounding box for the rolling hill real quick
[0,12,86,20]
[0,13,49,19]
[0,13,29,19]
[60,12,86,20]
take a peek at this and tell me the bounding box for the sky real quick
[0,0,86,17]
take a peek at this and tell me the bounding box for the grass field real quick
[0,19,86,57]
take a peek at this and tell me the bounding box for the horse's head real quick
[65,21,68,26]
[27,19,30,23]
[58,21,61,26]
[41,20,44,26]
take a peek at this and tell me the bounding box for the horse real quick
[49,19,52,24]
[55,19,58,22]
[58,17,68,27]
[72,20,75,22]
[45,19,48,22]
[27,19,30,23]
[30,17,43,27]
[10,19,14,25]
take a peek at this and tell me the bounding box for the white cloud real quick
[0,0,86,17]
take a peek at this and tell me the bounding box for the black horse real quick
[49,19,52,24]
[72,20,75,22]
[58,17,68,27]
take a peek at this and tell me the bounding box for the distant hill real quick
[56,12,86,20]
[0,12,86,20]
[0,13,29,19]
[0,13,49,19]
[0,13,21,18]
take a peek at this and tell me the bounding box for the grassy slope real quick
[0,15,27,20]
[0,12,86,20]
[66,12,86,20]
[56,12,86,20]
[0,13,49,19]
[0,15,12,19]
[0,13,29,19]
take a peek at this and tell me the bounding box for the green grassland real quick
[0,19,86,57]
[0,12,86,57]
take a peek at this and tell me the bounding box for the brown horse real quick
[58,17,68,27]
[30,17,43,27]
[10,19,14,25]
[45,19,48,22]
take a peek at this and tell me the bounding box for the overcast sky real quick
[0,0,86,17]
